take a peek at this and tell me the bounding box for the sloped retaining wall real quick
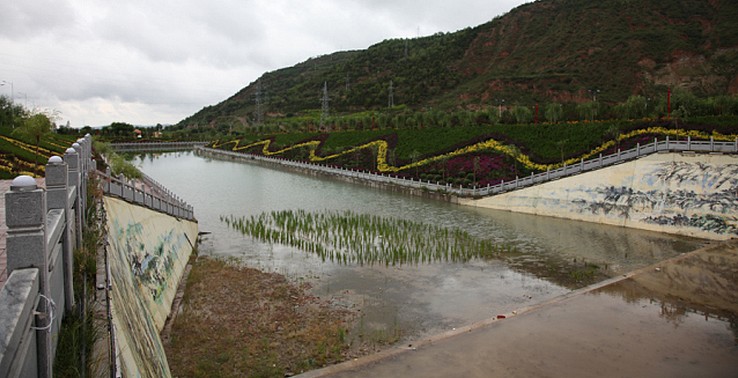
[103,196,198,377]
[461,153,738,240]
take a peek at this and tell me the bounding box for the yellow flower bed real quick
[0,135,57,157]
[212,127,738,174]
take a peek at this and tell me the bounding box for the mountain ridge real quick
[178,0,738,129]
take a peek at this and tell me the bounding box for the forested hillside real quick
[178,0,738,129]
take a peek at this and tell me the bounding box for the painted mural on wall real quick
[465,153,738,240]
[103,196,198,378]
[572,160,738,236]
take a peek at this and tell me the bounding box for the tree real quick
[626,95,648,119]
[555,139,568,164]
[107,122,135,137]
[0,95,26,129]
[512,106,533,124]
[409,149,421,177]
[508,145,522,177]
[12,112,53,167]
[544,103,563,123]
[472,155,481,187]
[576,101,600,121]
[606,124,622,149]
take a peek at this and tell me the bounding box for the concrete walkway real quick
[301,240,738,378]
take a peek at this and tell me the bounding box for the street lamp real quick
[588,89,600,102]
[1,80,15,128]
[17,91,28,108]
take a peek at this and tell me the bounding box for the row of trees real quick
[232,90,737,136]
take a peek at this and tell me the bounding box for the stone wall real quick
[461,153,738,240]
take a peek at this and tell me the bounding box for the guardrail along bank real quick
[1,135,198,378]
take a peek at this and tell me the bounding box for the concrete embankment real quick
[461,152,738,240]
[299,239,738,378]
[103,196,198,377]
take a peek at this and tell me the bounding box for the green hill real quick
[178,0,738,129]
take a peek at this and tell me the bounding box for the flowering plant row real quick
[0,135,57,158]
[211,126,737,186]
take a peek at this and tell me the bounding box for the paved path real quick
[0,178,44,287]
[300,240,738,378]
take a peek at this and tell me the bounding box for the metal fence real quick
[96,168,195,221]
[198,135,738,198]
[109,141,208,152]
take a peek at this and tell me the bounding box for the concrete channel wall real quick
[103,196,198,378]
[461,152,738,240]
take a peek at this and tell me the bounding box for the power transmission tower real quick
[254,79,264,126]
[388,80,395,108]
[320,81,330,128]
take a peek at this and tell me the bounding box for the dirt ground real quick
[164,257,379,377]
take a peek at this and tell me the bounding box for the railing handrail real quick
[109,141,208,152]
[196,136,738,199]
[95,169,196,221]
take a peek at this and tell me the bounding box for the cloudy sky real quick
[1,0,528,127]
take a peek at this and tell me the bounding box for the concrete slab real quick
[301,240,738,378]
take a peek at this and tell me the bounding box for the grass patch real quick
[165,258,357,377]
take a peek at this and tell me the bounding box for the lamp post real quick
[17,91,28,108]
[1,80,14,128]
[588,89,600,102]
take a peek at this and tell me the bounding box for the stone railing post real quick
[64,147,82,250]
[5,176,53,378]
[72,141,86,228]
[46,156,75,312]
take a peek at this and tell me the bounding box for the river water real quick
[135,151,703,343]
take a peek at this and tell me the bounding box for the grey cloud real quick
[0,0,76,38]
[1,0,527,127]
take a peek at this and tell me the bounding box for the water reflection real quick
[598,241,738,342]
[134,151,707,341]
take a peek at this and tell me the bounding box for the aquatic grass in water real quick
[220,210,514,266]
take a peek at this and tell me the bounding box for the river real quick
[134,151,703,342]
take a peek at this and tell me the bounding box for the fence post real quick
[5,176,53,378]
[687,136,691,150]
[64,147,82,250]
[72,142,86,230]
[710,136,714,151]
[45,156,75,312]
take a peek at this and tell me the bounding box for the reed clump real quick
[221,210,513,266]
